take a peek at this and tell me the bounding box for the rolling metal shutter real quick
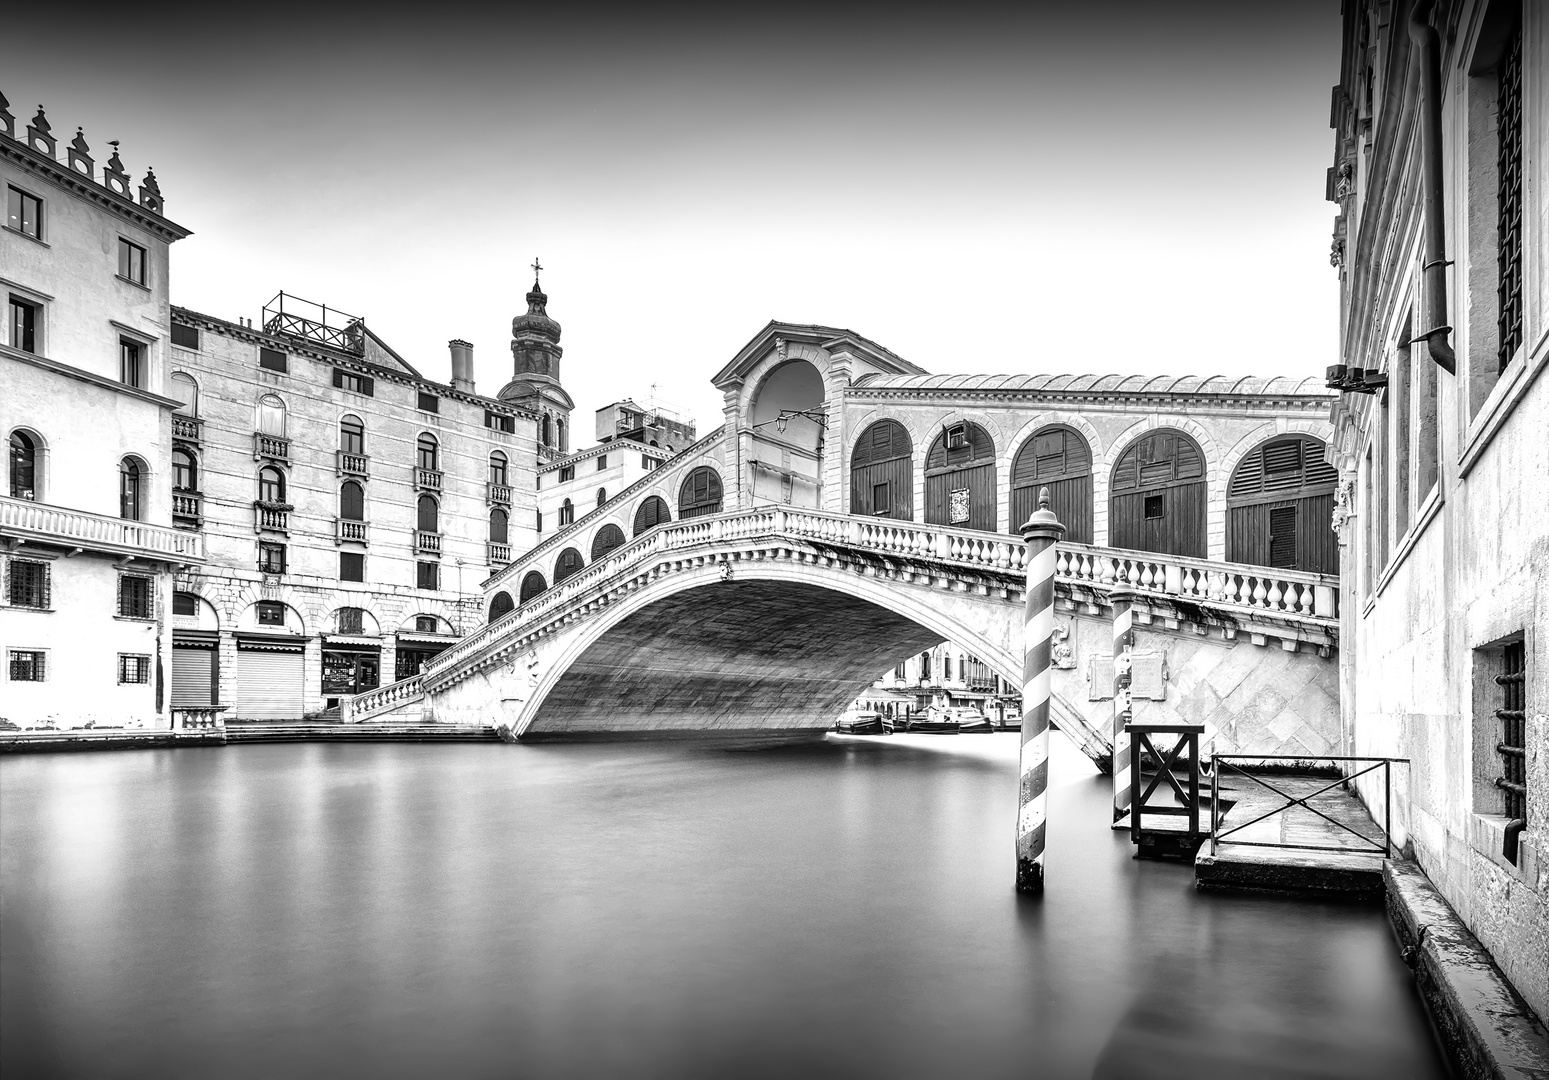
[236,641,305,720]
[171,646,216,708]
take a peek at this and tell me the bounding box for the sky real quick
[9,2,1341,434]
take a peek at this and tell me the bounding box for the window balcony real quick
[254,432,290,462]
[337,450,369,478]
[336,518,368,544]
[487,482,513,506]
[0,494,204,562]
[416,530,442,554]
[416,467,443,492]
[172,415,202,444]
[172,491,202,529]
[254,501,291,534]
[487,542,511,565]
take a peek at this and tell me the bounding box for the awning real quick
[236,634,306,653]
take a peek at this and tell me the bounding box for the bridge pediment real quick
[712,321,926,392]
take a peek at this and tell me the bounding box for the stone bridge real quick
[353,507,1341,765]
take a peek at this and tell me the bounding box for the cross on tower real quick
[531,257,543,286]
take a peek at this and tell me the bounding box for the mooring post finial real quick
[1039,486,1051,512]
[1016,489,1065,895]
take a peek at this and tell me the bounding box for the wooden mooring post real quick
[1016,488,1064,894]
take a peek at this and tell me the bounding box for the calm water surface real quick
[1,733,1446,1079]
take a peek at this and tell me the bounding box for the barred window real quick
[1496,22,1523,372]
[415,615,438,633]
[337,607,365,634]
[1495,640,1527,863]
[118,574,152,619]
[118,653,151,684]
[8,558,50,608]
[8,649,45,682]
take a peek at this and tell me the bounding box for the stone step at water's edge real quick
[1194,847,1386,900]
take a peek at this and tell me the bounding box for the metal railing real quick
[337,450,369,478]
[0,494,205,561]
[1210,755,1409,858]
[253,433,290,462]
[262,292,365,356]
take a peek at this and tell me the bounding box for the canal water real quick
[1,733,1445,1079]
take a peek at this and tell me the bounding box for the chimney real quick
[449,339,475,393]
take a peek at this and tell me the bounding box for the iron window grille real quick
[415,615,438,633]
[8,649,45,682]
[1495,640,1527,863]
[256,601,285,626]
[1497,23,1524,373]
[117,574,152,619]
[117,238,147,285]
[337,607,365,634]
[8,559,49,609]
[7,186,42,239]
[117,654,151,684]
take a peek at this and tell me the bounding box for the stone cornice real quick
[842,385,1334,414]
[0,137,192,243]
[0,343,183,409]
[539,438,675,475]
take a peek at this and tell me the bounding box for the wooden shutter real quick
[1269,505,1298,569]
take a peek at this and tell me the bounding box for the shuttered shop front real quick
[236,638,305,720]
[171,633,218,708]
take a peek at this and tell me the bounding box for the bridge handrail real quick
[425,506,1339,684]
[481,425,727,594]
[341,674,424,722]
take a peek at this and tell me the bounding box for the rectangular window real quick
[642,454,652,469]
[1496,640,1527,863]
[120,338,144,388]
[117,574,152,619]
[337,608,364,634]
[117,238,147,285]
[1143,493,1164,519]
[1268,505,1298,569]
[173,592,198,616]
[946,424,967,450]
[559,465,575,482]
[418,391,439,413]
[258,542,287,575]
[9,295,38,353]
[340,552,365,582]
[597,454,608,470]
[171,323,200,350]
[256,600,285,625]
[8,559,50,608]
[416,561,439,591]
[484,411,513,433]
[6,186,41,240]
[872,482,890,515]
[258,347,288,373]
[8,649,45,682]
[332,369,374,396]
[117,654,151,684]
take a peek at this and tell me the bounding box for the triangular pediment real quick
[712,321,928,389]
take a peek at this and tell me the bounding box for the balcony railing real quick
[337,518,368,544]
[0,494,205,562]
[254,501,291,534]
[488,542,511,565]
[172,415,202,443]
[254,433,290,462]
[337,450,369,478]
[487,482,512,506]
[416,468,443,492]
[416,530,442,554]
[172,491,202,527]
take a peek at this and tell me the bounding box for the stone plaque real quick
[949,487,971,524]
[1129,650,1166,700]
[1087,655,1115,700]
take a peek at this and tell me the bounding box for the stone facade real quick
[1326,0,1548,1020]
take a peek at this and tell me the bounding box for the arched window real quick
[1109,429,1207,558]
[416,433,439,471]
[554,547,584,583]
[170,372,198,416]
[172,447,197,492]
[258,465,286,504]
[919,650,932,681]
[119,457,143,520]
[750,360,825,451]
[340,480,365,521]
[489,507,509,544]
[943,653,953,681]
[1226,435,1339,574]
[597,487,607,507]
[489,592,515,621]
[925,421,997,532]
[258,394,286,436]
[633,495,671,536]
[489,451,508,486]
[850,419,912,519]
[9,431,37,500]
[557,418,568,452]
[559,498,574,527]
[1011,425,1093,543]
[519,571,546,603]
[541,414,553,447]
[340,415,365,455]
[417,494,439,534]
[591,523,625,559]
[678,467,723,519]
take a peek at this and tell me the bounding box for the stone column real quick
[1017,487,1065,894]
[1110,586,1137,822]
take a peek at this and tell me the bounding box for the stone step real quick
[224,722,498,744]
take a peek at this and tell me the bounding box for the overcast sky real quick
[9,2,1340,434]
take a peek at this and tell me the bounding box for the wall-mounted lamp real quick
[753,408,828,434]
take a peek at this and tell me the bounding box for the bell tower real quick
[498,259,575,459]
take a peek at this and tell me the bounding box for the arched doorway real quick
[1226,435,1339,574]
[1109,429,1207,557]
[634,495,671,536]
[555,547,585,583]
[925,422,996,532]
[519,571,547,603]
[850,419,912,519]
[591,523,626,559]
[678,468,723,520]
[489,592,515,620]
[1010,425,1092,543]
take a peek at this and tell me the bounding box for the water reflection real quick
[0,734,1444,1078]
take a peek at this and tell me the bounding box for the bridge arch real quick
[923,419,997,532]
[848,418,913,519]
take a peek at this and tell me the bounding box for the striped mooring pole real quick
[1110,586,1137,823]
[1016,487,1065,894]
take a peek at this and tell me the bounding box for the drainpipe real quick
[1410,0,1457,374]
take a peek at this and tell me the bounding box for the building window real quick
[340,552,365,581]
[258,347,288,374]
[117,654,151,684]
[9,430,38,499]
[1496,22,1523,373]
[7,187,42,239]
[332,368,374,395]
[340,480,365,521]
[417,494,439,534]
[489,452,508,485]
[9,295,38,353]
[170,372,199,417]
[119,457,143,520]
[7,559,49,608]
[557,419,567,452]
[258,394,286,435]
[872,482,890,515]
[118,574,152,619]
[258,542,287,575]
[256,600,285,626]
[559,465,575,482]
[485,410,513,433]
[258,465,286,504]
[8,649,45,682]
[597,454,607,470]
[171,323,200,350]
[172,447,197,492]
[920,651,931,681]
[416,561,439,591]
[418,391,439,413]
[417,434,439,471]
[1496,639,1528,863]
[117,238,147,285]
[597,488,607,508]
[559,499,574,527]
[642,454,653,469]
[536,508,543,532]
[337,607,365,635]
[415,615,438,633]
[340,415,365,455]
[120,338,144,388]
[1143,493,1164,519]
[489,507,509,544]
[173,592,198,616]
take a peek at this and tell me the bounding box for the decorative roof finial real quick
[71,127,89,154]
[531,257,543,289]
[30,105,50,135]
[26,105,56,157]
[104,141,129,196]
[138,167,163,213]
[0,90,13,140]
[67,127,94,177]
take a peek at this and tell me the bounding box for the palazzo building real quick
[1327,0,1546,1018]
